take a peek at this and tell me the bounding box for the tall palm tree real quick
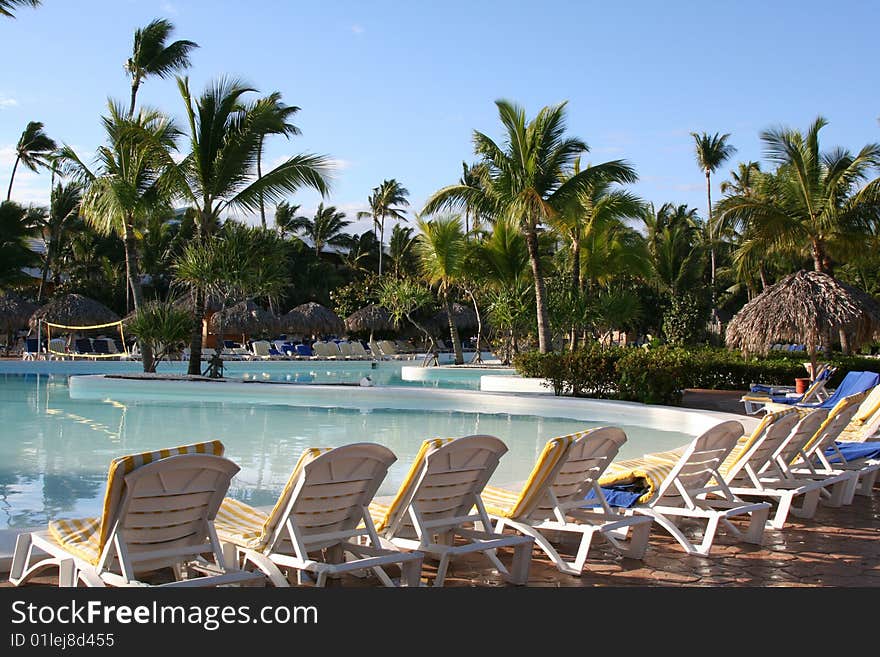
[424,100,618,353]
[415,214,467,364]
[691,131,736,315]
[175,76,331,373]
[358,179,409,276]
[387,224,417,278]
[125,18,198,117]
[58,102,180,371]
[289,202,352,257]
[37,180,82,300]
[716,117,880,274]
[6,121,57,201]
[0,201,40,290]
[274,200,302,239]
[0,0,40,19]
[720,161,761,197]
[458,161,487,234]
[254,93,301,229]
[643,202,705,295]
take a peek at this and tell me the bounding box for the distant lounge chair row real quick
[12,384,878,588]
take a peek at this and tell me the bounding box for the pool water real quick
[0,373,693,530]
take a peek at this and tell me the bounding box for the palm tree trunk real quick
[128,78,140,118]
[569,236,580,351]
[445,294,464,365]
[466,288,483,364]
[123,226,154,372]
[706,170,719,328]
[37,244,51,302]
[812,239,826,273]
[187,288,205,375]
[257,136,266,230]
[6,155,20,201]
[839,329,850,355]
[758,265,768,290]
[525,228,551,353]
[378,216,385,276]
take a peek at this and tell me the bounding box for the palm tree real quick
[338,231,380,273]
[290,202,352,257]
[691,131,736,316]
[175,76,331,373]
[254,93,301,229]
[358,179,409,276]
[458,161,487,234]
[0,0,40,19]
[36,180,82,300]
[416,215,467,364]
[6,121,57,201]
[125,18,198,117]
[387,224,417,278]
[58,102,180,371]
[720,161,761,196]
[0,201,40,290]
[424,100,614,353]
[274,200,302,239]
[717,117,880,275]
[643,202,705,296]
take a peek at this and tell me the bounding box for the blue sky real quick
[2,0,879,234]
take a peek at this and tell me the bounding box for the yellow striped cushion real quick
[718,407,801,476]
[371,438,454,532]
[481,431,583,518]
[48,440,225,565]
[853,385,880,425]
[215,497,269,549]
[598,455,679,505]
[47,517,101,564]
[803,391,870,453]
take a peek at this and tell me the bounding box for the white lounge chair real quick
[215,444,423,587]
[312,341,341,359]
[607,420,772,556]
[9,441,263,587]
[251,340,272,359]
[482,427,654,575]
[369,435,534,586]
[348,340,371,359]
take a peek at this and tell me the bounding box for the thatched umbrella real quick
[30,293,120,329]
[278,308,308,335]
[344,304,395,338]
[429,302,478,332]
[288,302,344,336]
[208,300,278,341]
[0,294,39,355]
[726,270,880,375]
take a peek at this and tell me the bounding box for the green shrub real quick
[617,346,692,405]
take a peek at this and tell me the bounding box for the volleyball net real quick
[40,319,131,359]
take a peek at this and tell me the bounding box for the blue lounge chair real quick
[74,338,94,355]
[796,371,880,409]
[295,344,313,358]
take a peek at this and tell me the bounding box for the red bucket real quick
[795,378,811,394]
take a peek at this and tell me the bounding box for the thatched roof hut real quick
[725,270,880,371]
[208,300,278,337]
[171,292,223,315]
[287,302,344,336]
[344,304,395,334]
[428,303,478,332]
[278,308,308,335]
[29,294,120,329]
[0,294,39,329]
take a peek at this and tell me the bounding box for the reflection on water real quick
[0,373,693,529]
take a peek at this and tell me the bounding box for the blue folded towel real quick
[824,441,880,464]
[582,485,644,509]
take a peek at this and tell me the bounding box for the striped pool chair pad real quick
[596,409,801,505]
[48,440,226,565]
[215,447,333,550]
[368,438,455,532]
[480,431,585,518]
[836,386,880,443]
[803,389,872,452]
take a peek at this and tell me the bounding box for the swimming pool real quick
[0,366,745,531]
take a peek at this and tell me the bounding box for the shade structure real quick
[428,302,478,332]
[29,294,120,329]
[278,308,308,335]
[287,302,344,336]
[208,300,278,336]
[0,294,39,330]
[725,270,880,359]
[171,292,223,315]
[344,304,395,334]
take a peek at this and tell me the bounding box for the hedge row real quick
[512,346,880,405]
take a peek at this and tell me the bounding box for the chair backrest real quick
[835,384,880,443]
[651,420,745,508]
[337,341,353,357]
[25,337,40,353]
[378,340,398,356]
[295,343,312,357]
[262,444,396,553]
[48,337,66,353]
[378,435,507,540]
[92,339,110,354]
[808,371,880,409]
[800,392,869,460]
[512,427,628,522]
[74,337,93,354]
[368,339,384,357]
[251,340,270,357]
[115,453,239,573]
[721,409,804,486]
[349,340,369,356]
[96,441,226,560]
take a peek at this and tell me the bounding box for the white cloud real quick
[327,158,352,171]
[0,97,18,109]
[351,24,364,34]
[0,145,17,167]
[159,1,179,15]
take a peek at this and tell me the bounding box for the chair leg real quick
[400,557,423,587]
[58,559,77,587]
[8,533,32,585]
[571,530,597,573]
[855,469,878,496]
[640,511,701,556]
[433,554,451,587]
[742,506,769,545]
[787,489,819,522]
[506,541,533,585]
[697,515,721,555]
